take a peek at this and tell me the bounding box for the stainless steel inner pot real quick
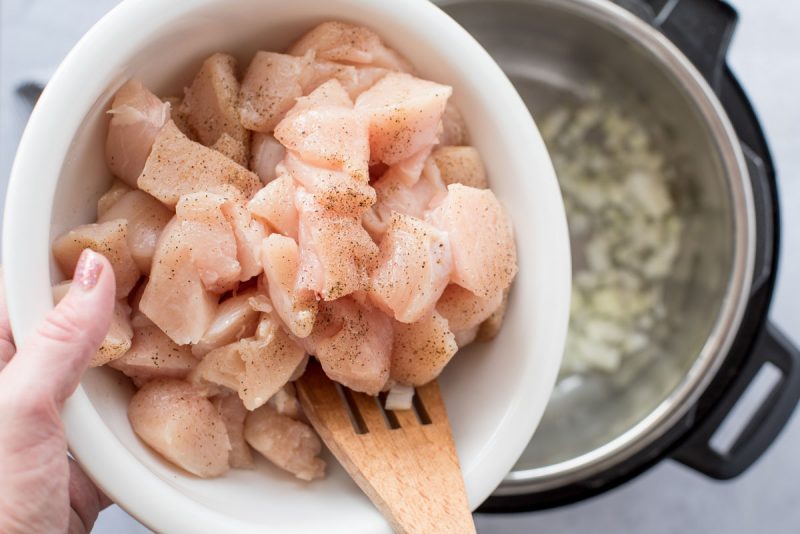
[437,0,755,494]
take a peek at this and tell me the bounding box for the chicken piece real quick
[128,379,231,478]
[213,394,254,469]
[295,188,379,300]
[427,184,517,298]
[109,325,198,383]
[190,315,306,410]
[175,192,241,293]
[248,168,299,238]
[192,289,262,357]
[311,297,391,395]
[362,155,446,240]
[127,278,154,328]
[369,213,452,323]
[139,218,219,345]
[249,133,286,184]
[477,287,510,342]
[53,282,134,367]
[138,121,260,208]
[238,51,316,132]
[244,403,326,481]
[179,53,250,166]
[289,21,412,73]
[309,61,388,99]
[162,96,192,137]
[432,146,488,189]
[275,80,370,181]
[98,190,172,274]
[356,72,452,165]
[52,219,141,298]
[436,283,503,333]
[452,326,479,348]
[248,167,298,236]
[283,152,375,216]
[211,133,248,167]
[268,383,303,420]
[261,234,317,338]
[391,311,457,386]
[220,198,267,282]
[105,79,171,187]
[439,102,469,146]
[96,179,132,218]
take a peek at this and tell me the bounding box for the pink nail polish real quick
[74,249,102,291]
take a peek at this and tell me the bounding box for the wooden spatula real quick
[296,362,475,534]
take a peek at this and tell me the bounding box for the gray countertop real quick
[2,1,799,532]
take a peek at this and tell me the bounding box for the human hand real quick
[0,249,117,533]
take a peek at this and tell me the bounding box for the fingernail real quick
[74,249,102,291]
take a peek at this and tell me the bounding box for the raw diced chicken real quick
[239,51,316,132]
[436,284,503,333]
[138,121,260,208]
[98,190,172,274]
[311,297,391,395]
[356,73,451,165]
[163,96,192,137]
[295,188,378,300]
[179,53,250,166]
[53,282,134,367]
[248,168,299,238]
[439,102,468,146]
[139,217,219,345]
[261,234,317,338]
[432,146,488,189]
[362,155,446,240]
[268,383,303,420]
[477,287,510,342]
[309,62,388,99]
[96,179,132,218]
[382,146,432,187]
[213,394,254,469]
[220,198,268,281]
[109,325,198,382]
[192,289,262,357]
[369,213,452,323]
[289,21,412,73]
[391,311,457,386]
[128,278,154,328]
[283,152,375,216]
[106,79,171,187]
[128,379,231,478]
[92,301,134,367]
[211,133,248,167]
[427,184,517,298]
[384,383,415,411]
[244,403,326,481]
[249,133,286,184]
[452,326,479,348]
[191,315,306,410]
[175,192,241,293]
[275,80,369,181]
[52,219,141,298]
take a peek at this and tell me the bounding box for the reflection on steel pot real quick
[436,0,800,510]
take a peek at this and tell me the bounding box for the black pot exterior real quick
[481,0,800,513]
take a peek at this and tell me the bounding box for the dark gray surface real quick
[2,1,798,532]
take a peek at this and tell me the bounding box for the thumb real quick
[1,249,116,408]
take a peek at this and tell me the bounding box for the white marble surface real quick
[1,1,798,532]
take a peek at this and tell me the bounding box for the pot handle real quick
[671,323,800,479]
[639,0,737,91]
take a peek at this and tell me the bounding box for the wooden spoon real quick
[296,362,475,534]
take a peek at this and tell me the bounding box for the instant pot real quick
[436,0,800,511]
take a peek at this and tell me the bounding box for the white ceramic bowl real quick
[3,0,570,532]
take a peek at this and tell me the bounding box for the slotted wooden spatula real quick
[296,362,475,534]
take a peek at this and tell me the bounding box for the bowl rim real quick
[3,0,571,531]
